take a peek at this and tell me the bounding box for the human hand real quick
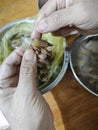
[0,47,55,130]
[32,0,98,38]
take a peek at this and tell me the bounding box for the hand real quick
[0,47,55,130]
[31,0,98,38]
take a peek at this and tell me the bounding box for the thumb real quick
[36,4,83,33]
[18,49,37,92]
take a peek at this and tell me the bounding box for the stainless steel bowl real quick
[0,17,69,94]
[70,34,98,96]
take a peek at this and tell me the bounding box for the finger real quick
[31,0,75,39]
[0,75,19,88]
[66,0,74,8]
[36,4,84,33]
[31,0,72,39]
[0,47,24,89]
[31,0,57,39]
[18,49,37,93]
[0,47,24,80]
[37,0,73,23]
[52,26,78,37]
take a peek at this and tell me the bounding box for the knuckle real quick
[37,12,46,19]
[72,3,90,25]
[38,6,47,18]
[53,13,61,26]
[79,3,89,18]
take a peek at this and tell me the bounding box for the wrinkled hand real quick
[32,0,98,38]
[0,47,55,130]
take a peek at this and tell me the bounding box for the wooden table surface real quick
[0,0,98,130]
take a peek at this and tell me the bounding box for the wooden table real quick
[0,0,98,130]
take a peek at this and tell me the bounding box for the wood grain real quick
[0,0,38,27]
[0,0,98,130]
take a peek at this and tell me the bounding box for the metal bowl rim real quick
[70,34,98,97]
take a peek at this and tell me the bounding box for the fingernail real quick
[16,47,25,56]
[24,49,34,61]
[31,31,41,39]
[37,20,48,32]
[69,30,78,35]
